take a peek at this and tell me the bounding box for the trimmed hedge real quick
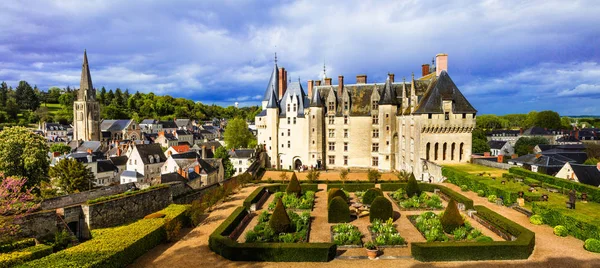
[510,167,600,203]
[264,184,319,193]
[21,204,190,268]
[584,238,600,253]
[440,200,464,233]
[443,167,520,206]
[269,199,291,233]
[362,188,383,205]
[405,173,421,197]
[243,187,267,209]
[209,206,337,262]
[380,183,406,191]
[0,244,53,268]
[0,238,36,254]
[411,205,535,261]
[369,196,392,223]
[327,188,347,204]
[531,202,600,241]
[420,183,474,210]
[328,197,350,223]
[326,183,375,192]
[286,174,302,195]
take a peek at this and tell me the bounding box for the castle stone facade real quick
[73,50,101,141]
[256,54,477,180]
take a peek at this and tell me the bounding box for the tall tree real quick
[114,88,124,107]
[223,118,254,149]
[49,158,94,193]
[50,143,72,154]
[0,127,49,188]
[98,87,107,105]
[5,97,19,120]
[514,137,549,156]
[0,82,8,107]
[15,81,40,111]
[214,146,234,179]
[106,89,115,105]
[534,110,562,129]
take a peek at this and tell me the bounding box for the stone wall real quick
[82,186,172,229]
[41,183,135,210]
[14,210,58,240]
[173,183,219,204]
[473,158,512,170]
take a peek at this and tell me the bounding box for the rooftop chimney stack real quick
[388,73,395,83]
[324,78,332,85]
[308,80,314,99]
[338,76,344,96]
[315,80,322,86]
[278,68,287,99]
[422,64,430,77]
[436,53,448,76]
[356,75,367,84]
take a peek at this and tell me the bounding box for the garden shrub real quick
[405,173,421,197]
[487,195,497,203]
[327,183,375,192]
[529,215,543,225]
[477,190,485,197]
[0,244,53,267]
[286,173,302,196]
[362,188,383,205]
[269,199,291,233]
[331,224,362,246]
[144,213,166,219]
[510,167,600,203]
[52,229,73,251]
[165,218,182,242]
[380,183,406,191]
[370,218,406,246]
[440,200,464,233]
[531,202,600,241]
[328,197,350,223]
[460,185,469,192]
[553,225,568,237]
[369,196,392,223]
[443,167,520,206]
[584,238,600,253]
[0,238,36,253]
[476,236,493,242]
[327,188,348,204]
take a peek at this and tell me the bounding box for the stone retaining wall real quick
[473,158,512,170]
[41,183,135,210]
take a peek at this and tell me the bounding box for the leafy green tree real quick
[98,87,107,105]
[114,88,124,107]
[514,137,549,156]
[50,143,72,154]
[214,146,234,179]
[339,169,348,183]
[523,111,538,129]
[501,114,527,129]
[0,126,49,188]
[101,103,129,119]
[58,92,74,108]
[49,158,93,193]
[561,117,573,130]
[46,87,62,104]
[534,110,562,129]
[472,139,491,154]
[306,169,320,182]
[224,118,253,149]
[586,143,600,160]
[15,81,40,111]
[584,158,599,165]
[367,169,381,183]
[476,114,507,130]
[5,97,19,120]
[0,82,8,107]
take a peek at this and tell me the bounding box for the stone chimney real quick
[422,64,430,76]
[308,80,314,98]
[315,80,322,86]
[497,154,504,163]
[436,53,448,76]
[158,131,165,137]
[201,145,207,159]
[356,75,367,84]
[324,78,332,85]
[278,68,287,99]
[388,73,395,83]
[338,76,344,97]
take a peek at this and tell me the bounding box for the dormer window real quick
[154,154,160,162]
[445,112,449,120]
[328,101,335,111]
[293,103,297,112]
[287,104,290,112]
[372,101,378,110]
[344,101,349,110]
[148,155,154,163]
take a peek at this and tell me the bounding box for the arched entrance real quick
[294,159,303,170]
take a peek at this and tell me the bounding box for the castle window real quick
[344,156,348,165]
[328,155,335,165]
[328,101,335,111]
[372,157,378,166]
[312,140,315,144]
[312,154,315,159]
[287,104,290,112]
[328,116,335,125]
[372,101,378,110]
[281,132,284,136]
[386,125,389,131]
[287,118,290,124]
[312,128,315,132]
[386,113,389,118]
[373,129,379,138]
[428,113,432,119]
[329,129,335,138]
[293,103,297,112]
[445,112,449,120]
[462,113,466,119]
[344,142,348,152]
[344,101,348,110]
[372,115,379,124]
[288,129,290,136]
[293,117,296,124]
[329,142,335,151]
[344,129,348,138]
[288,141,291,148]
[372,143,379,152]
[386,141,389,145]
[386,155,389,160]
[344,115,348,124]
[312,115,315,119]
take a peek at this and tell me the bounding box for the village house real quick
[155,131,179,148]
[161,152,224,188]
[100,119,141,141]
[126,143,167,185]
[488,140,514,156]
[139,119,163,134]
[555,162,600,187]
[165,144,191,156]
[228,148,255,175]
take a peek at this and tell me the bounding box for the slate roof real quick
[523,127,552,136]
[140,119,159,125]
[279,80,309,117]
[97,160,118,173]
[171,151,199,159]
[510,153,576,167]
[74,141,103,153]
[487,130,520,137]
[160,121,178,129]
[110,156,128,166]
[175,119,191,128]
[161,172,187,183]
[571,164,600,187]
[121,170,143,179]
[414,71,477,114]
[44,123,71,131]
[134,144,167,164]
[488,140,507,150]
[310,86,323,107]
[199,158,220,174]
[101,120,132,132]
[266,88,279,109]
[379,78,398,105]
[262,64,279,102]
[229,149,254,158]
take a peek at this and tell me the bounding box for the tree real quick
[367,169,381,183]
[585,143,600,160]
[534,110,562,129]
[0,176,39,243]
[514,137,548,156]
[5,97,19,120]
[224,118,253,149]
[98,87,107,105]
[395,170,411,181]
[472,139,491,154]
[501,114,528,129]
[46,87,62,104]
[339,169,348,184]
[15,81,40,111]
[0,82,9,107]
[49,158,94,193]
[50,144,72,154]
[561,117,573,130]
[105,89,115,105]
[523,111,538,129]
[286,173,301,196]
[306,169,320,182]
[476,114,507,130]
[440,200,464,233]
[0,127,49,188]
[213,146,234,179]
[584,158,599,165]
[405,173,421,197]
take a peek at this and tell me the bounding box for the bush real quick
[269,199,291,233]
[440,200,464,233]
[405,173,421,197]
[327,188,348,204]
[327,183,375,192]
[487,195,497,203]
[190,199,208,226]
[584,238,600,253]
[554,225,568,237]
[52,230,73,251]
[460,185,469,192]
[510,167,600,203]
[370,196,392,223]
[328,196,350,223]
[477,190,485,197]
[367,169,381,182]
[0,238,36,253]
[476,236,493,242]
[362,188,383,205]
[286,173,302,196]
[529,215,543,225]
[0,244,53,267]
[144,213,166,219]
[532,202,600,241]
[165,218,182,242]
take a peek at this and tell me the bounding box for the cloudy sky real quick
[1,0,599,115]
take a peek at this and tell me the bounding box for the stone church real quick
[255,53,477,180]
[73,50,101,141]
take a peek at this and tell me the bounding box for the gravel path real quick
[130,183,600,268]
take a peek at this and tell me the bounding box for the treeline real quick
[475,111,573,131]
[0,80,262,126]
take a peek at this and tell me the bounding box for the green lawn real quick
[42,103,62,116]
[525,190,600,226]
[445,163,508,177]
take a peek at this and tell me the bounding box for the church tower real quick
[73,50,100,141]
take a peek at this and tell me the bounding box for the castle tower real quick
[73,50,100,141]
[378,74,398,171]
[308,88,325,168]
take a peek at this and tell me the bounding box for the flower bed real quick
[268,191,315,211]
[245,210,311,243]
[368,218,406,247]
[389,189,443,210]
[409,212,487,242]
[330,223,362,248]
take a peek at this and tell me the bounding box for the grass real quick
[42,103,62,116]
[524,190,600,226]
[445,163,508,177]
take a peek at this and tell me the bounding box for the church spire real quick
[79,50,95,101]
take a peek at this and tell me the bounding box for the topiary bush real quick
[487,195,497,203]
[477,190,485,197]
[475,236,493,242]
[584,238,600,253]
[440,200,464,233]
[328,188,348,204]
[269,199,291,233]
[460,185,469,192]
[286,173,302,196]
[553,225,568,237]
[529,215,543,225]
[362,188,383,205]
[405,173,421,197]
[370,196,393,223]
[328,196,350,223]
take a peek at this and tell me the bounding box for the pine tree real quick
[49,158,94,193]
